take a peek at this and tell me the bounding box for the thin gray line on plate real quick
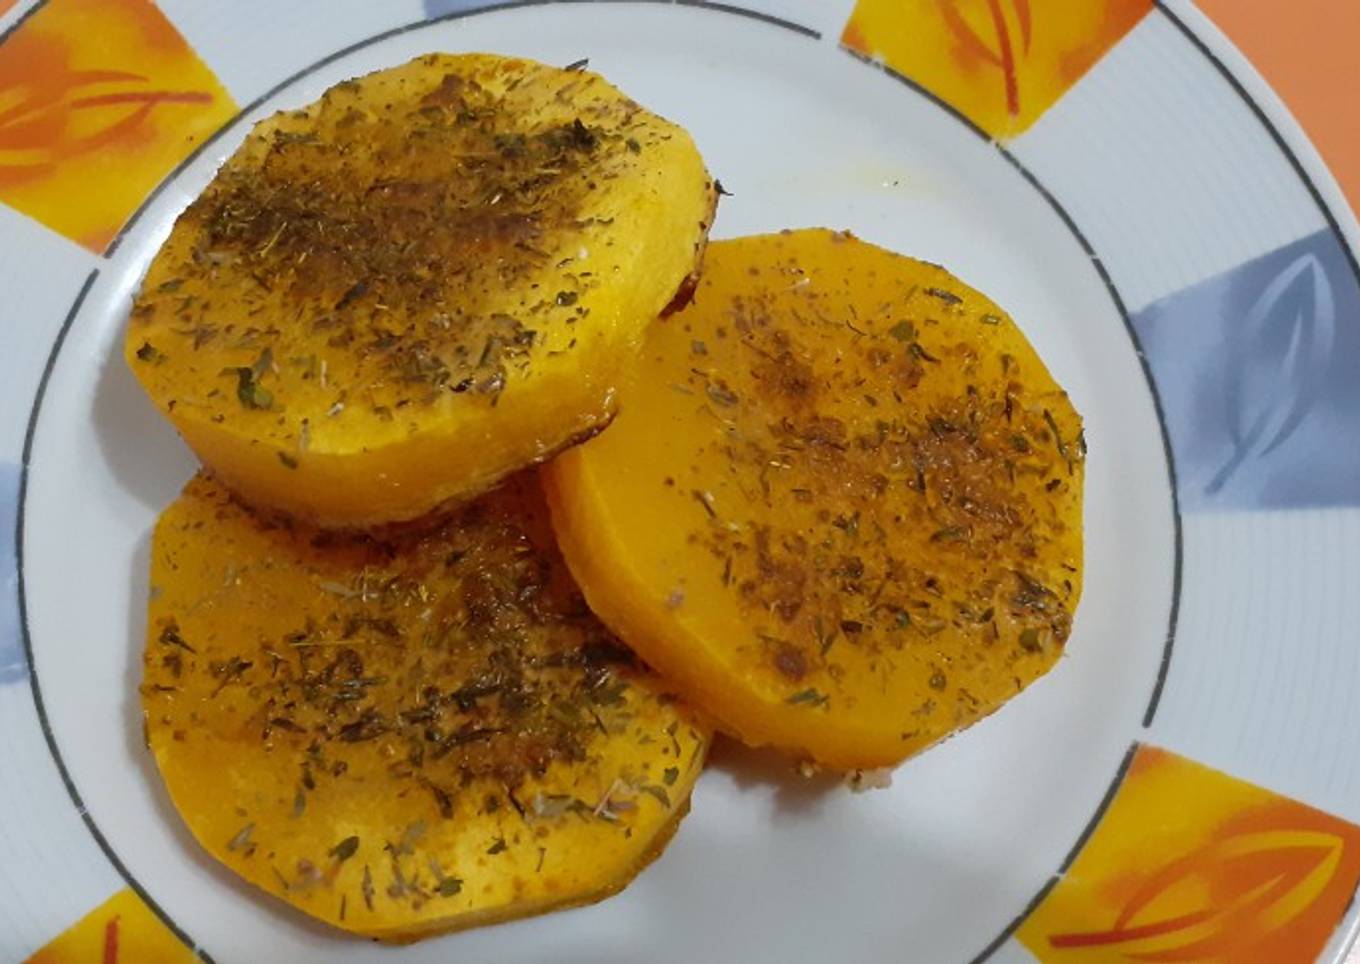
[15,269,217,962]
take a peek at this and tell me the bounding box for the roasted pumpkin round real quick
[127,53,715,527]
[544,229,1084,770]
[141,472,709,941]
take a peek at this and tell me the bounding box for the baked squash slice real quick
[127,53,716,526]
[141,472,709,941]
[544,229,1084,771]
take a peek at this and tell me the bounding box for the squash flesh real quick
[544,229,1084,770]
[141,472,709,941]
[126,53,715,527]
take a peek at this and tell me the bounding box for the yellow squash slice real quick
[141,472,709,941]
[127,53,716,527]
[544,229,1084,771]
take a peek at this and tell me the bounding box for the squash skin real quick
[141,472,709,941]
[126,53,716,528]
[544,229,1084,771]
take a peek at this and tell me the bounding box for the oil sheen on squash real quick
[126,53,716,527]
[141,472,709,941]
[544,229,1084,771]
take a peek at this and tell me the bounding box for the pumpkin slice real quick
[141,472,709,941]
[543,229,1084,771]
[127,53,716,527]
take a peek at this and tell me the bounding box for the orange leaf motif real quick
[102,916,120,964]
[0,56,214,188]
[1017,747,1360,964]
[24,888,195,963]
[0,0,236,250]
[1050,830,1343,959]
[841,0,1150,138]
[937,0,1032,116]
